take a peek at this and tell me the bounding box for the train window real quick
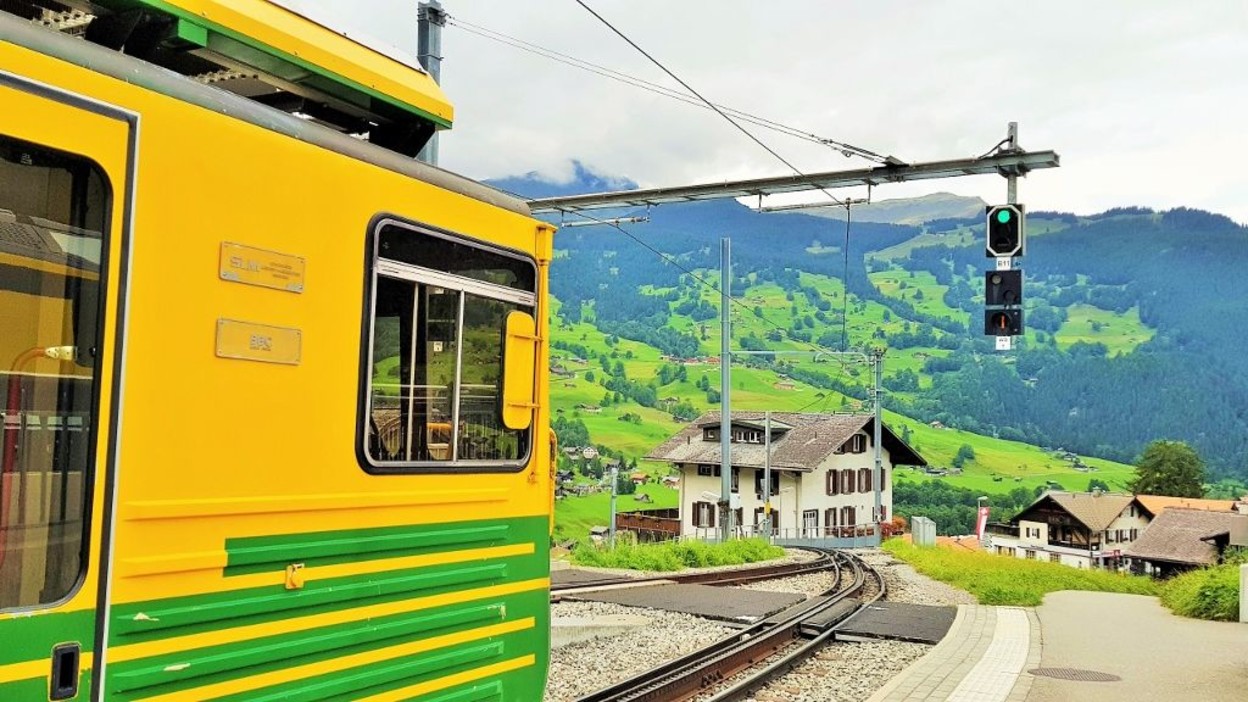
[0,135,107,610]
[363,221,536,470]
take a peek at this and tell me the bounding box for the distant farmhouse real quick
[645,412,925,538]
[987,491,1150,569]
[988,491,1248,573]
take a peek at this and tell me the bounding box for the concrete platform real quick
[567,583,806,623]
[836,601,957,644]
[867,605,1039,702]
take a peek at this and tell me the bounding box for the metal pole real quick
[609,462,618,547]
[873,348,884,544]
[1006,122,1019,204]
[720,238,733,542]
[416,0,446,164]
[763,410,772,539]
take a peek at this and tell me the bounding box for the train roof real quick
[20,0,452,157]
[1,8,527,216]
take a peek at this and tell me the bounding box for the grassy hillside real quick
[549,283,1138,539]
[1054,304,1154,354]
[533,199,1248,538]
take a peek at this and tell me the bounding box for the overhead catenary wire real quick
[445,16,892,163]
[487,179,871,397]
[571,0,850,208]
[473,7,876,387]
[544,203,860,380]
[569,1,867,352]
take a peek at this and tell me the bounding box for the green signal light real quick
[996,209,1012,224]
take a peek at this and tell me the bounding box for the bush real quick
[1161,564,1241,621]
[570,538,784,572]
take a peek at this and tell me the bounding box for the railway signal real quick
[985,204,1025,258]
[984,309,1023,336]
[985,270,1023,306]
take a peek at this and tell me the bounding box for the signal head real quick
[985,269,1023,306]
[985,204,1025,258]
[984,308,1024,336]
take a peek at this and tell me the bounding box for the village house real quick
[987,491,1246,571]
[644,411,925,538]
[986,491,1151,569]
[1123,507,1248,578]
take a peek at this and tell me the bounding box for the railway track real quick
[572,549,884,702]
[550,548,837,600]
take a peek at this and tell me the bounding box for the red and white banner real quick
[975,506,990,540]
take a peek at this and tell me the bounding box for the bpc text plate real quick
[216,319,302,365]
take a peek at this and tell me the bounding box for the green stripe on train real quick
[213,644,546,699]
[0,669,92,701]
[223,516,537,575]
[102,516,548,698]
[112,590,548,700]
[0,609,94,666]
[112,516,549,645]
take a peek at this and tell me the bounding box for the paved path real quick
[868,591,1248,702]
[1028,591,1248,702]
[866,604,1040,702]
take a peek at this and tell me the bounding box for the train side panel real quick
[1,33,553,702]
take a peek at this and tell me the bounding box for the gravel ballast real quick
[545,600,738,702]
[544,547,977,701]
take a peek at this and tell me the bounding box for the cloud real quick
[301,0,1248,221]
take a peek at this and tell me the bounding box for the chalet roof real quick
[1135,495,1238,518]
[1124,508,1247,566]
[645,411,926,471]
[696,418,795,432]
[1013,491,1137,533]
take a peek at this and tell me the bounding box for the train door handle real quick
[50,642,80,700]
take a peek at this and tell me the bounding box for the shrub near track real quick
[571,538,786,572]
[882,539,1159,606]
[1160,556,1243,621]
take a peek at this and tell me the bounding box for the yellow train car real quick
[0,2,553,700]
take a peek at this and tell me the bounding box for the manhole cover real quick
[1029,668,1121,682]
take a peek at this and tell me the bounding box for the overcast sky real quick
[294,1,1247,221]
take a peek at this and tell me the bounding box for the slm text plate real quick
[220,242,305,292]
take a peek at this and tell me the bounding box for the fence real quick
[612,508,883,548]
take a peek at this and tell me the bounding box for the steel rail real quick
[702,552,888,702]
[551,547,835,597]
[572,549,871,702]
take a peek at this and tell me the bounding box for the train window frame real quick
[0,133,111,613]
[358,216,538,474]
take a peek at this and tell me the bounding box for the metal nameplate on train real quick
[215,319,302,365]
[219,242,305,292]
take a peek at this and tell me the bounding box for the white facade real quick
[676,430,894,538]
[989,497,1151,569]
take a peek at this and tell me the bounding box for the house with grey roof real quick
[1123,508,1248,578]
[644,411,924,538]
[986,491,1152,569]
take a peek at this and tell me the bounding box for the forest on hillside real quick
[495,169,1248,480]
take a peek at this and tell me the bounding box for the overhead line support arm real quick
[527,150,1059,214]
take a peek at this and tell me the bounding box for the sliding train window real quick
[363,220,536,471]
[0,135,106,609]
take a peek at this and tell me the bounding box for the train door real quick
[0,73,133,700]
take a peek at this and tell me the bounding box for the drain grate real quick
[1029,667,1122,682]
